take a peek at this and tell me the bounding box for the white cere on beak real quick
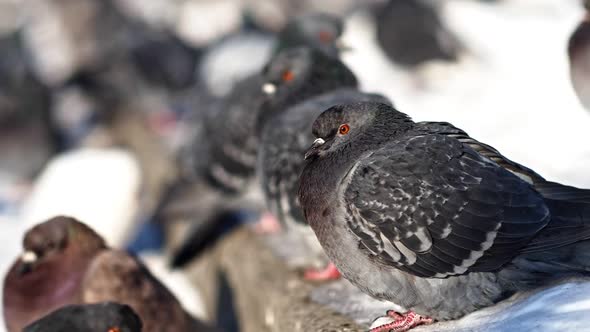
[336,38,353,52]
[313,138,325,146]
[262,83,277,95]
[21,251,38,264]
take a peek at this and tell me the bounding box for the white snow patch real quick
[20,148,141,248]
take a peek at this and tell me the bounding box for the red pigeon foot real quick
[253,212,282,234]
[369,310,434,332]
[304,262,341,281]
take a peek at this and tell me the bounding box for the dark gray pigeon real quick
[298,102,590,331]
[3,216,216,332]
[23,302,142,332]
[374,0,463,67]
[259,88,390,280]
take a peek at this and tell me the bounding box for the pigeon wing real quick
[344,134,550,278]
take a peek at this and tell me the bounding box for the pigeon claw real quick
[369,310,433,332]
[303,262,341,281]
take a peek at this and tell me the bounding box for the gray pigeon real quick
[298,102,590,331]
[3,216,216,332]
[23,302,142,332]
[259,89,390,279]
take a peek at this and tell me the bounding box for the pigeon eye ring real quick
[339,124,350,135]
[282,70,295,82]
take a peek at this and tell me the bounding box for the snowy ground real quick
[314,279,590,331]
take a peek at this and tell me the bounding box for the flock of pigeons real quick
[2,0,590,331]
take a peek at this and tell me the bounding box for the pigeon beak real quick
[336,38,353,52]
[18,251,38,275]
[304,138,326,160]
[262,83,277,95]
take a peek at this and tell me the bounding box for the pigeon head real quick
[275,13,345,57]
[260,46,357,109]
[305,102,413,160]
[23,302,143,332]
[19,216,106,275]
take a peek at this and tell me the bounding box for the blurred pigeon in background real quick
[374,0,463,67]
[0,30,55,216]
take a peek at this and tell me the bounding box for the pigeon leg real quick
[369,310,434,332]
[304,262,341,281]
[253,211,282,234]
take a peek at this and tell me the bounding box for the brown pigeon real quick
[3,216,217,332]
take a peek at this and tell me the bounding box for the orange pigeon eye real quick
[338,124,350,135]
[108,327,121,332]
[282,70,295,82]
[318,31,333,43]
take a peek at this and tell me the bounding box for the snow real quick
[20,148,141,248]
[419,281,590,331]
[314,279,590,332]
